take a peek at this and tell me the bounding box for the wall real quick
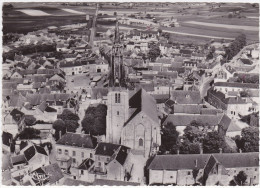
[56,144,94,168]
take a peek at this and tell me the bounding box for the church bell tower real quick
[109,20,126,88]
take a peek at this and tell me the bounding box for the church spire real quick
[114,18,120,44]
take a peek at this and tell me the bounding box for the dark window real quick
[187,171,191,175]
[81,170,84,175]
[118,93,121,103]
[90,153,93,158]
[139,138,143,147]
[117,111,119,115]
[115,93,118,103]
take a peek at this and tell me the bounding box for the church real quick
[105,20,161,159]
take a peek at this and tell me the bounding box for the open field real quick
[3,2,259,43]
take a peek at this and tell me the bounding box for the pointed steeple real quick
[114,18,120,44]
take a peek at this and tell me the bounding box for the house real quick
[56,133,97,173]
[60,61,83,75]
[22,145,49,172]
[218,114,241,137]
[207,88,255,117]
[237,58,253,66]
[2,131,13,153]
[10,154,28,173]
[171,90,202,105]
[93,179,140,186]
[10,71,23,79]
[213,82,259,94]
[41,163,64,185]
[162,113,225,135]
[76,158,95,182]
[3,109,25,136]
[148,152,259,186]
[87,142,133,182]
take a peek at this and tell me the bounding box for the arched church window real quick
[139,138,143,147]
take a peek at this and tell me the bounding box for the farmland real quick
[2,2,259,43]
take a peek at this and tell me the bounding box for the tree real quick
[18,128,40,139]
[148,44,160,62]
[81,104,107,136]
[24,115,36,126]
[58,109,79,121]
[183,124,204,143]
[203,131,225,153]
[53,119,66,140]
[235,171,247,185]
[241,126,259,152]
[64,120,79,133]
[192,168,200,184]
[160,122,179,153]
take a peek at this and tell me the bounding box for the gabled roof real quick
[127,88,159,124]
[24,145,48,161]
[148,152,259,171]
[163,113,223,126]
[148,154,210,170]
[95,142,121,157]
[42,163,64,184]
[239,58,253,65]
[78,158,94,170]
[62,178,91,186]
[171,90,202,104]
[115,145,130,165]
[56,133,95,149]
[93,179,140,186]
[10,109,24,122]
[214,82,259,89]
[2,131,13,147]
[11,154,27,165]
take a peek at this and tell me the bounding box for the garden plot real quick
[16,9,51,16]
[184,21,259,31]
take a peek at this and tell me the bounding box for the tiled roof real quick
[2,131,13,147]
[78,158,94,170]
[62,178,92,186]
[10,109,24,121]
[148,152,259,170]
[11,154,27,165]
[213,152,259,168]
[171,90,202,104]
[214,82,259,89]
[239,58,253,65]
[42,163,64,184]
[95,142,121,157]
[93,179,140,186]
[24,145,48,161]
[163,114,223,126]
[115,146,130,165]
[148,154,210,170]
[56,133,96,149]
[173,104,201,114]
[128,88,159,124]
